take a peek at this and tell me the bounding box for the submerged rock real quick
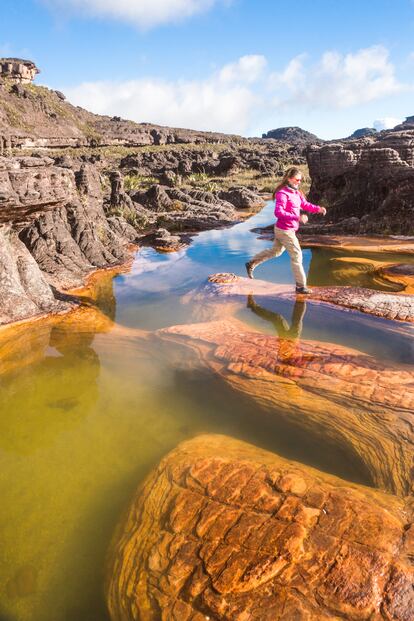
[106,434,414,621]
[156,317,414,495]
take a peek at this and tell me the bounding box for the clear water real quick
[0,202,414,621]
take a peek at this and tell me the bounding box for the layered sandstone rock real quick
[306,119,414,235]
[155,317,414,495]
[106,434,414,621]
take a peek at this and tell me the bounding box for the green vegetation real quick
[107,204,148,229]
[123,174,158,191]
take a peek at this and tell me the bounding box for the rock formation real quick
[106,434,414,621]
[0,58,39,84]
[307,286,414,321]
[306,117,414,235]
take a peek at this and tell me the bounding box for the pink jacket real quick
[274,186,322,231]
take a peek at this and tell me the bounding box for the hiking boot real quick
[245,261,255,279]
[295,285,312,295]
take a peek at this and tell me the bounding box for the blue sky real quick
[2,0,414,138]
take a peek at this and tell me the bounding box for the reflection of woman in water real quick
[247,295,307,361]
[246,167,326,294]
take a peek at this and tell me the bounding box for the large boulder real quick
[106,434,414,621]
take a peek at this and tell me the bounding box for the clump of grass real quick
[108,205,148,229]
[124,174,159,191]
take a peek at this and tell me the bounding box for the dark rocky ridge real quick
[262,126,322,145]
[346,127,377,139]
[306,116,414,235]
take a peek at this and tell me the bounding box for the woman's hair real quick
[273,166,302,199]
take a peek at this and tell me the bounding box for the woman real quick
[245,167,326,294]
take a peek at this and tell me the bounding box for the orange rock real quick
[156,318,414,495]
[106,434,414,621]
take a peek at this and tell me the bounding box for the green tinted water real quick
[1,203,414,621]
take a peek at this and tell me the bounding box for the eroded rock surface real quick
[306,118,414,235]
[156,317,414,495]
[309,286,414,322]
[0,226,68,324]
[106,434,414,621]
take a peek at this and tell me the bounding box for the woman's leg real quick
[274,229,307,287]
[246,226,285,275]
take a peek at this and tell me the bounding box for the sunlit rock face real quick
[106,434,414,621]
[0,58,39,84]
[155,317,414,496]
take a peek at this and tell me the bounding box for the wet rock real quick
[156,317,414,494]
[150,228,189,252]
[106,434,414,621]
[198,272,414,323]
[308,286,414,322]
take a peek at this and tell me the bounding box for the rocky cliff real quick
[306,117,414,234]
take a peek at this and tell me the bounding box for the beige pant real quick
[250,226,306,287]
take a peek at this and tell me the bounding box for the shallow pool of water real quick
[1,203,413,621]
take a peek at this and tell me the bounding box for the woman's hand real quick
[319,207,327,216]
[300,213,308,224]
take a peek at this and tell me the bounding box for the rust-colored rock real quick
[106,434,414,621]
[157,318,414,495]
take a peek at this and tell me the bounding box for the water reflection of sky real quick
[113,203,311,326]
[112,201,414,364]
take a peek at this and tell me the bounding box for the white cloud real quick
[64,57,263,134]
[62,46,412,137]
[269,45,407,109]
[373,117,403,131]
[42,0,222,29]
[218,55,267,84]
